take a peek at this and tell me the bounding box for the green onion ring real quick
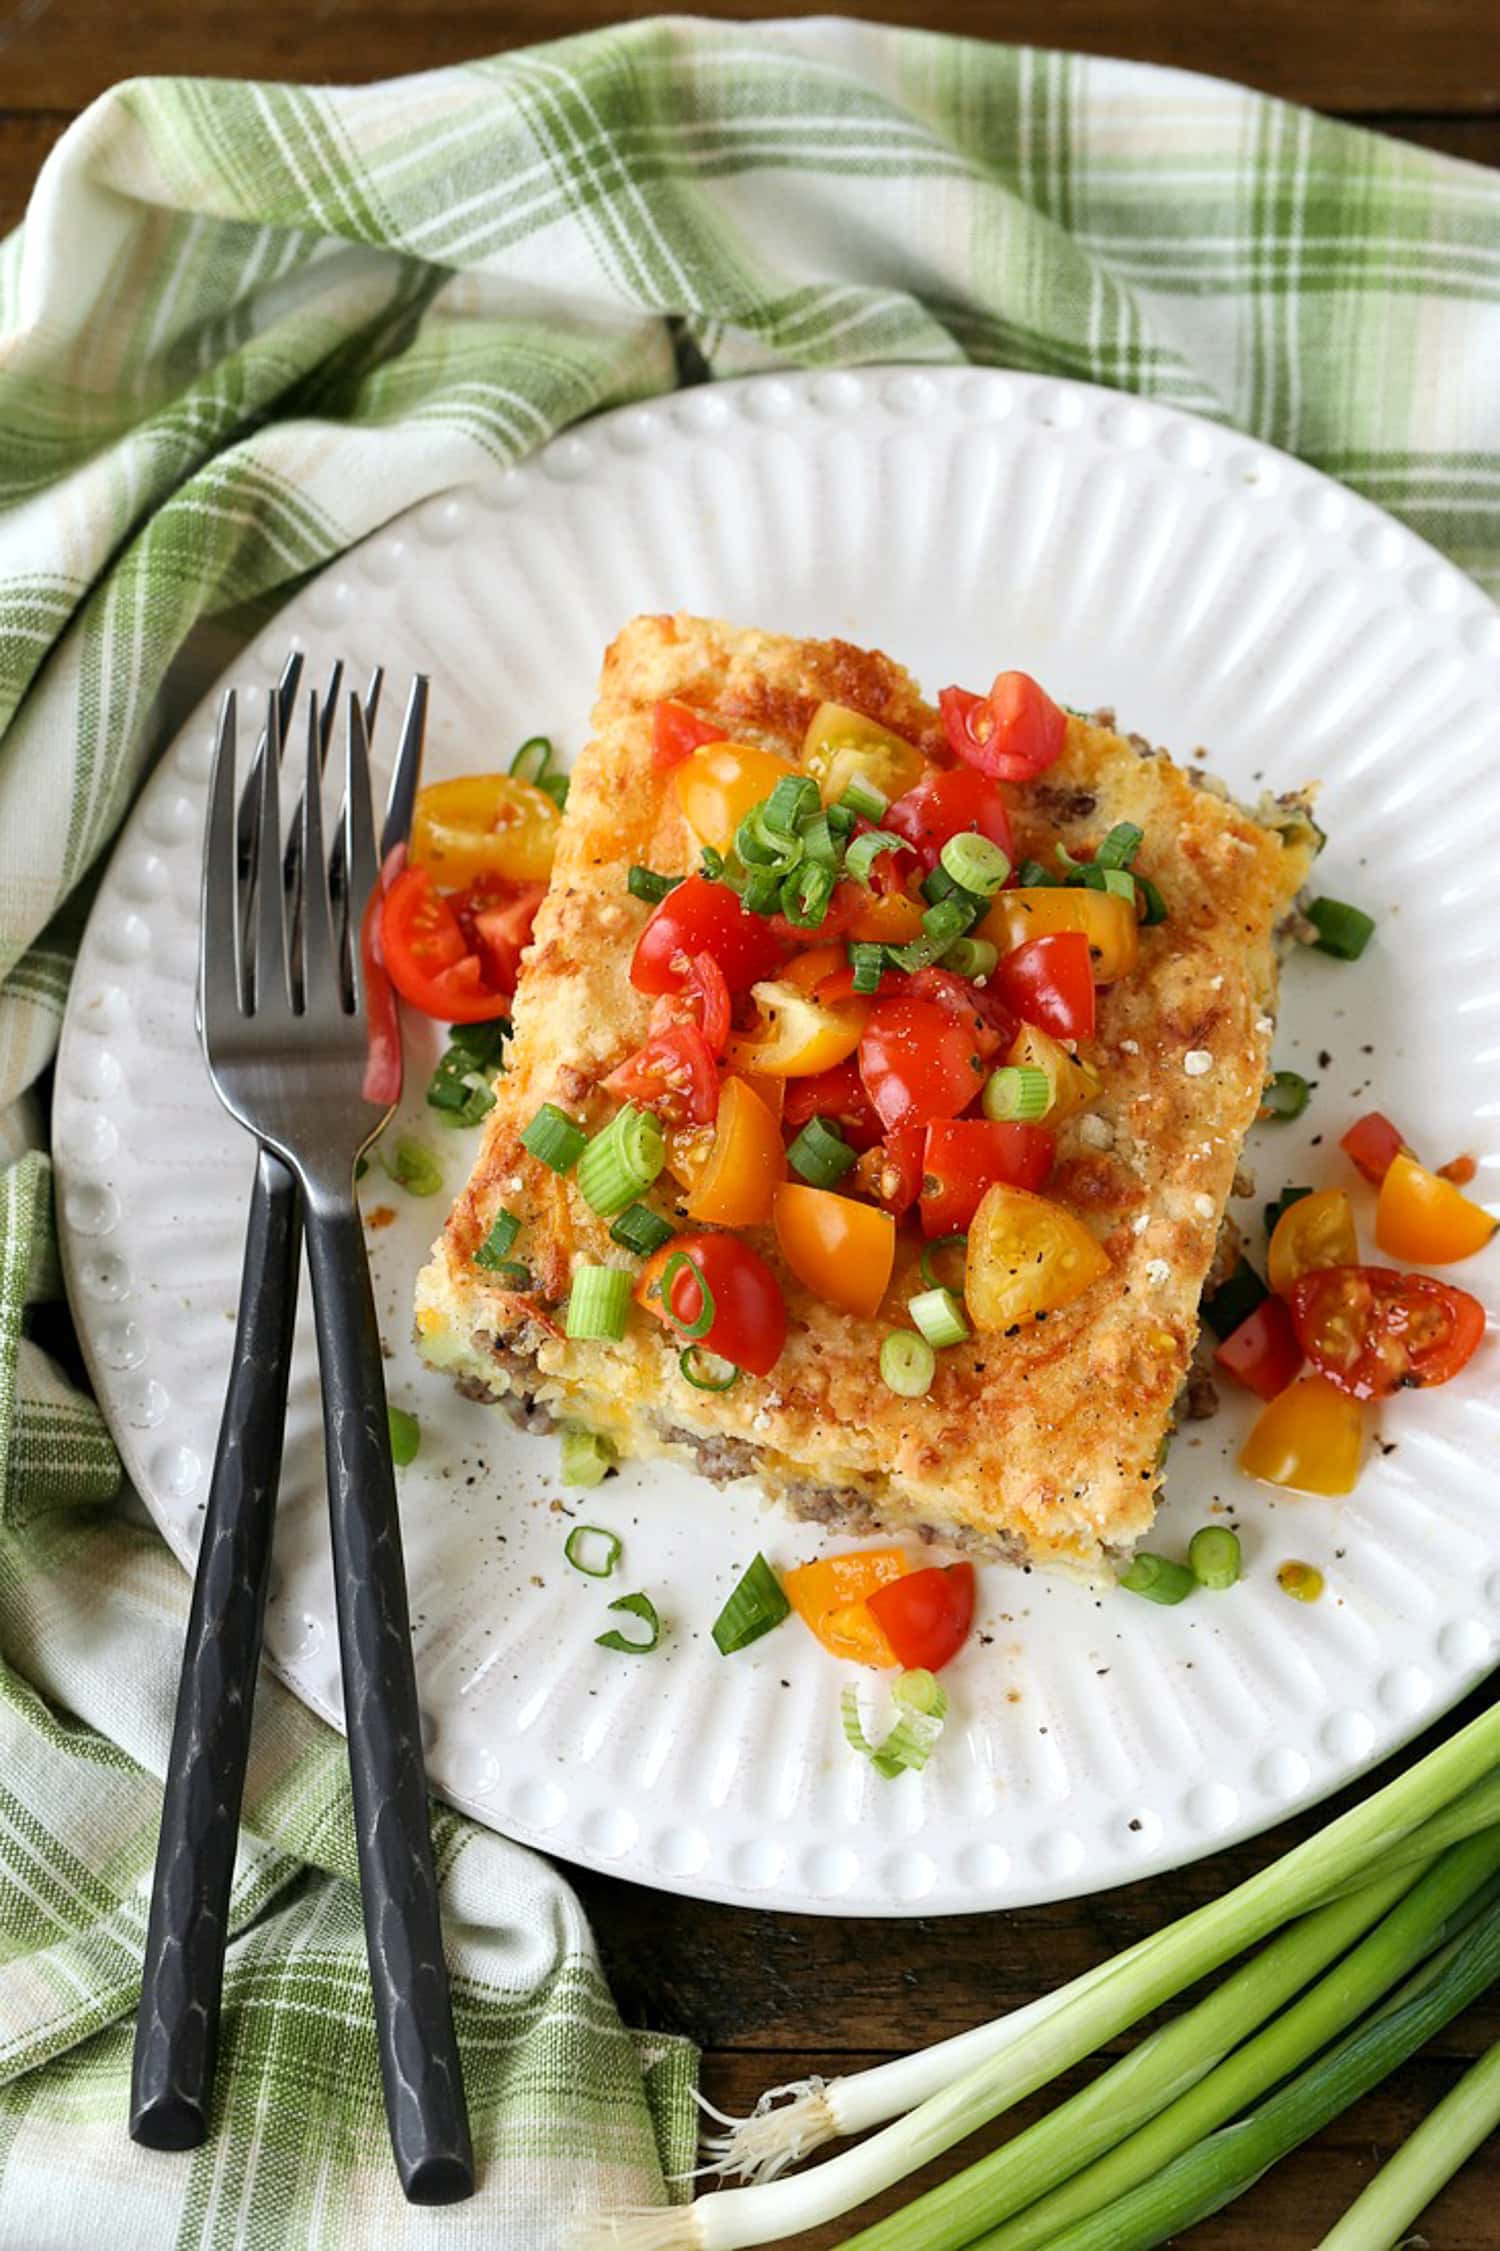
[660,1250,716,1341]
[680,1345,739,1391]
[920,1233,968,1290]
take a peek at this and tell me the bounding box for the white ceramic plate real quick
[54,369,1500,1917]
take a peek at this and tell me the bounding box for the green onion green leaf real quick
[576,1103,666,1217]
[522,1102,587,1173]
[386,1406,420,1468]
[787,1116,858,1188]
[659,1250,715,1341]
[596,1590,662,1655]
[1262,1070,1311,1122]
[565,1265,633,1342]
[838,777,890,823]
[560,1429,617,1489]
[384,1135,444,1197]
[1096,822,1145,870]
[472,1208,521,1272]
[1201,1258,1270,1340]
[982,1064,1051,1123]
[939,833,1011,896]
[712,1554,790,1654]
[564,1521,621,1574]
[1307,895,1376,960]
[680,1345,739,1391]
[609,1202,676,1257]
[1189,1525,1243,1591]
[842,1668,949,1778]
[845,830,908,887]
[941,937,998,981]
[628,866,681,905]
[1119,1552,1197,1606]
[909,1286,971,1349]
[919,1233,968,1290]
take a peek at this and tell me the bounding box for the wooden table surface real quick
[6,4,1499,2243]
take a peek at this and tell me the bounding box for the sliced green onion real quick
[1201,1258,1269,1340]
[982,1065,1051,1123]
[909,1286,970,1348]
[1307,895,1376,960]
[472,1207,521,1271]
[659,1250,715,1340]
[788,1116,858,1188]
[387,1406,420,1467]
[1095,821,1144,870]
[941,937,998,980]
[845,830,907,886]
[923,894,979,945]
[940,833,1011,896]
[800,810,839,867]
[921,864,960,906]
[680,1345,739,1391]
[826,802,858,839]
[1134,872,1169,925]
[447,1018,511,1067]
[1189,1525,1242,1591]
[560,1430,617,1489]
[522,1102,586,1173]
[596,1590,661,1654]
[1016,857,1056,888]
[849,941,889,994]
[765,772,821,832]
[1099,866,1137,901]
[538,770,569,812]
[1119,1552,1196,1606]
[920,1233,967,1290]
[1264,1183,1313,1239]
[565,1265,632,1341]
[881,1330,936,1398]
[838,777,890,822]
[564,1520,621,1572]
[426,1049,496,1127]
[1261,1069,1310,1121]
[712,1553,790,1654]
[628,865,681,905]
[509,734,553,783]
[737,803,803,873]
[1316,2032,1500,2251]
[743,864,784,915]
[609,1201,676,1257]
[780,861,837,927]
[699,844,727,882]
[576,1102,665,1216]
[843,1669,948,1779]
[385,1135,443,1197]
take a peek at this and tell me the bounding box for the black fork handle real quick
[300,1193,473,2205]
[130,1144,300,2151]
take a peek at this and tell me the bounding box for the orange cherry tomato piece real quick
[1239,1372,1364,1497]
[783,1548,910,1667]
[673,741,792,852]
[1375,1152,1496,1266]
[773,1183,896,1318]
[684,1076,787,1227]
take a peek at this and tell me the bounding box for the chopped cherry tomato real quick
[842,884,928,946]
[801,704,926,807]
[637,1230,787,1375]
[1440,1154,1478,1187]
[1289,1265,1486,1399]
[884,767,1015,872]
[651,949,731,1056]
[653,699,724,773]
[470,883,544,996]
[684,1075,787,1227]
[853,1124,926,1215]
[725,976,870,1078]
[858,997,989,1132]
[782,1059,884,1151]
[1006,1023,1100,1123]
[379,865,512,1022]
[904,966,1015,1059]
[1375,1152,1497,1266]
[773,1183,896,1318]
[674,740,792,851]
[1239,1372,1363,1498]
[981,887,1139,984]
[1214,1296,1304,1401]
[605,1019,720,1126]
[938,672,1067,782]
[409,772,560,889]
[1340,1111,1410,1187]
[919,1119,1056,1237]
[866,1563,976,1673]
[965,1182,1110,1329]
[1268,1188,1359,1297]
[784,1548,909,1667]
[993,933,1096,1043]
[630,874,786,996]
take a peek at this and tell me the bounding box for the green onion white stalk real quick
[1315,2031,1500,2250]
[571,1701,1500,2249]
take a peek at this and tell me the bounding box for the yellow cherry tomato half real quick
[408,773,561,889]
[725,974,870,1078]
[784,1548,909,1667]
[1005,1023,1101,1125]
[773,1182,896,1318]
[1268,1188,1359,1297]
[980,886,1140,983]
[1375,1151,1497,1266]
[800,703,926,808]
[673,741,791,852]
[965,1181,1111,1330]
[1239,1372,1364,1497]
[684,1076,788,1227]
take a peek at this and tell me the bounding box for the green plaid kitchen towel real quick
[2,16,1498,2247]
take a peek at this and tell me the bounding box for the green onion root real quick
[1315,2032,1500,2250]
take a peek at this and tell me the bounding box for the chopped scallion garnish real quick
[838,776,890,822]
[1016,857,1056,887]
[787,1116,858,1188]
[447,1017,511,1066]
[1264,1184,1313,1240]
[1096,821,1144,870]
[712,1554,790,1654]
[1189,1525,1242,1590]
[609,1202,676,1257]
[560,1429,617,1489]
[1119,1552,1196,1605]
[845,830,907,887]
[522,1102,587,1173]
[800,810,838,866]
[1262,1069,1311,1122]
[509,734,553,783]
[473,1208,521,1272]
[939,832,1011,896]
[680,1345,739,1391]
[386,1406,420,1467]
[880,1329,936,1398]
[628,865,681,905]
[765,772,821,832]
[538,771,569,811]
[1307,895,1375,960]
[842,1668,948,1779]
[1134,871,1169,925]
[848,941,889,994]
[919,1233,967,1290]
[1201,1258,1269,1340]
[659,1250,715,1340]
[564,1521,621,1573]
[909,1286,970,1349]
[385,1135,444,1197]
[576,1102,665,1217]
[565,1265,633,1341]
[780,860,837,927]
[596,1590,661,1655]
[982,1064,1051,1123]
[941,937,998,980]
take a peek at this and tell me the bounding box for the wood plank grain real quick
[0,0,1498,118]
[0,113,69,236]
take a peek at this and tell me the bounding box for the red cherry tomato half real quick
[605,1019,720,1126]
[993,932,1096,1043]
[379,866,513,1023]
[630,874,786,996]
[782,1058,884,1150]
[919,1119,1056,1237]
[853,1123,926,1214]
[638,1230,788,1376]
[651,949,732,1056]
[866,1563,976,1673]
[904,966,1016,1061]
[1288,1264,1487,1401]
[1213,1295,1305,1401]
[470,883,544,996]
[653,699,724,773]
[938,672,1067,783]
[1340,1111,1411,1187]
[858,997,989,1133]
[884,766,1015,871]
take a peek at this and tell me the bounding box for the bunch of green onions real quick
[573,1705,1500,2250]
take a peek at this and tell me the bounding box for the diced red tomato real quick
[853,1124,926,1214]
[605,1019,720,1126]
[1288,1264,1487,1400]
[653,699,724,773]
[905,966,1016,1061]
[630,874,786,996]
[651,949,731,1057]
[379,866,512,1023]
[884,768,1015,872]
[938,672,1067,783]
[1214,1296,1305,1401]
[858,997,989,1132]
[1340,1111,1410,1187]
[993,933,1096,1043]
[637,1231,787,1376]
[866,1563,975,1673]
[782,1059,884,1150]
[470,883,544,996]
[919,1119,1056,1237]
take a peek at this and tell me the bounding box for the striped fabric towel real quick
[1,20,1496,2248]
